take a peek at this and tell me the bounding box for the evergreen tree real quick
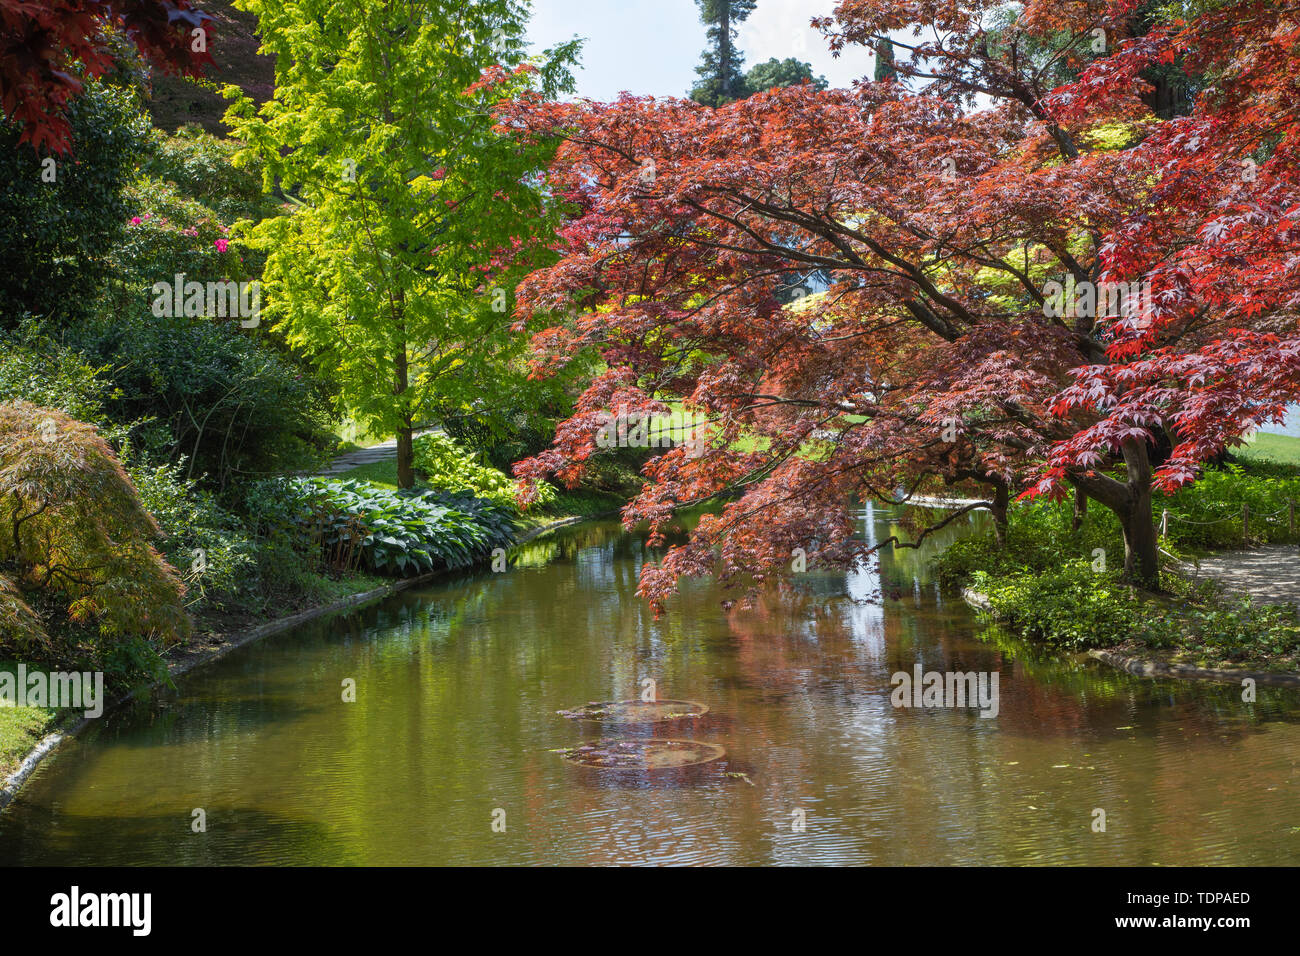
[688,0,757,107]
[873,38,897,82]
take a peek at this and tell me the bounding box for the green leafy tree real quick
[689,0,757,106]
[742,57,827,96]
[0,80,150,329]
[224,0,577,488]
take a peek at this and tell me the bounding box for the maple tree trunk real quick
[1071,486,1088,531]
[989,478,1010,547]
[1067,438,1161,589]
[1118,438,1160,588]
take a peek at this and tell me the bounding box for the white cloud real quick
[735,0,876,89]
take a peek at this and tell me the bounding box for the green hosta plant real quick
[284,478,517,577]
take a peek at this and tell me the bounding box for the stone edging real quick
[1085,648,1300,688]
[1,516,587,813]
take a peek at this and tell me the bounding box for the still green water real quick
[2,506,1298,865]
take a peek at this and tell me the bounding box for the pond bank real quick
[961,586,1300,686]
[0,515,588,812]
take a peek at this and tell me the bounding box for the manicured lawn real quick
[336,459,401,488]
[1237,432,1300,467]
[0,704,57,780]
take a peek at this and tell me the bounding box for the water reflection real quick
[1,506,1297,865]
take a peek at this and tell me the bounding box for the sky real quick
[526,0,878,101]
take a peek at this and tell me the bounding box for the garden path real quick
[1186,544,1300,610]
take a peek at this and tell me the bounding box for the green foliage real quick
[689,0,757,106]
[412,431,556,509]
[65,310,333,488]
[224,0,579,478]
[136,125,276,222]
[936,473,1300,663]
[970,560,1155,649]
[0,402,190,649]
[1154,465,1300,549]
[127,458,259,611]
[281,478,518,577]
[935,499,1122,588]
[0,80,150,328]
[0,332,114,425]
[742,58,827,96]
[104,173,258,297]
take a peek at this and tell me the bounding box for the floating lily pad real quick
[558,738,726,771]
[556,699,709,723]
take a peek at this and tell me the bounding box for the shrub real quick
[0,80,150,328]
[136,125,274,223]
[65,311,333,488]
[412,431,556,510]
[970,560,1154,649]
[127,458,259,612]
[0,402,190,648]
[0,332,113,425]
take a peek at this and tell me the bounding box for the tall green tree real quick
[873,39,897,82]
[688,0,757,107]
[224,0,577,488]
[742,57,827,96]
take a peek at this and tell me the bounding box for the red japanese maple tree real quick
[1037,0,1300,493]
[0,0,212,153]
[497,0,1241,606]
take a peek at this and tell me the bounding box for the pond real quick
[2,505,1298,865]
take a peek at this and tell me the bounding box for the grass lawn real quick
[336,458,401,488]
[1237,432,1300,467]
[0,703,58,780]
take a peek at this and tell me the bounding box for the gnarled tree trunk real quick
[1068,437,1161,589]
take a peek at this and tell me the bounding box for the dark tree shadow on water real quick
[0,806,354,866]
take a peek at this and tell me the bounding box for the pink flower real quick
[130,216,142,225]
[214,238,229,252]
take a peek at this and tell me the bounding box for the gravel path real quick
[1189,544,1300,609]
[312,428,439,477]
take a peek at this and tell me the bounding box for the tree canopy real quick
[224,0,578,488]
[492,0,1289,606]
